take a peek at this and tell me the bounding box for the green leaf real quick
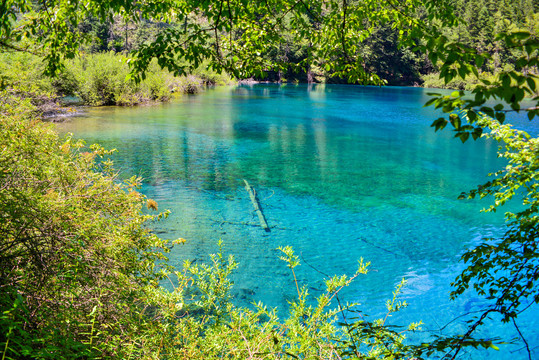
[511,31,531,40]
[472,127,482,140]
[459,132,470,143]
[480,107,494,118]
[467,110,477,122]
[476,55,485,68]
[527,77,536,92]
[450,113,461,129]
[431,117,448,131]
[471,65,479,78]
[458,66,467,79]
[424,98,438,107]
[501,74,511,88]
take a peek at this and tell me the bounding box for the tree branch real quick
[0,40,40,56]
[341,0,348,59]
[512,318,531,360]
[214,0,224,62]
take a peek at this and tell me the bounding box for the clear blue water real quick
[56,84,538,359]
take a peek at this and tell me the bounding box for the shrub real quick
[0,91,171,357]
[0,52,233,108]
[169,74,204,94]
[59,53,232,105]
[191,62,234,86]
[421,71,497,91]
[0,52,55,96]
[63,52,172,105]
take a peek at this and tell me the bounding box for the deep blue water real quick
[56,84,538,359]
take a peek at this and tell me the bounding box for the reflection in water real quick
[56,84,537,359]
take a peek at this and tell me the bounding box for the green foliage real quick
[0,52,54,95]
[0,51,230,107]
[2,0,537,88]
[422,24,539,357]
[0,0,449,84]
[59,52,173,105]
[421,71,497,91]
[424,29,539,140]
[0,90,175,358]
[3,0,539,358]
[190,64,234,86]
[452,117,539,318]
[360,25,424,86]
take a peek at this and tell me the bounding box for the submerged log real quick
[243,179,270,232]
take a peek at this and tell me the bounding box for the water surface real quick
[57,84,538,359]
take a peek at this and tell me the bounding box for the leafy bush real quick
[0,52,233,108]
[58,52,173,106]
[191,62,234,86]
[169,74,204,94]
[166,61,234,94]
[0,53,55,96]
[57,54,233,105]
[421,71,497,91]
[0,92,171,357]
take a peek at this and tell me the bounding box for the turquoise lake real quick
[56,84,538,359]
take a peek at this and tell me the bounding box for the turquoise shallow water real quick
[57,84,538,359]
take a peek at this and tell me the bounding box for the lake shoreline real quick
[44,82,456,123]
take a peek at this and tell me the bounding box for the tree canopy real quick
[1,0,457,80]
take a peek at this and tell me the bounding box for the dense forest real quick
[422,0,539,88]
[1,0,539,359]
[56,0,539,87]
[1,0,539,104]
